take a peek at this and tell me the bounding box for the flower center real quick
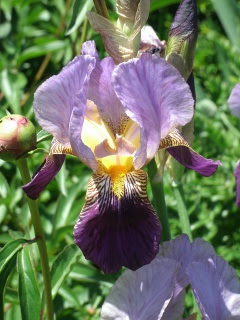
[108,165,129,198]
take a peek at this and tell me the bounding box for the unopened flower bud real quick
[166,0,198,80]
[0,115,36,161]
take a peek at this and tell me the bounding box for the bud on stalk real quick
[0,115,36,161]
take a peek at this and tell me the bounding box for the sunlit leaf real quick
[66,0,93,35]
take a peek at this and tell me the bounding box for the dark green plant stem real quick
[148,160,171,241]
[172,182,192,241]
[16,158,54,320]
[93,0,110,19]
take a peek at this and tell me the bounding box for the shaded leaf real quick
[17,246,41,320]
[51,244,81,298]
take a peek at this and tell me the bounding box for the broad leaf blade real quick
[66,0,93,35]
[0,239,28,320]
[51,244,81,298]
[17,246,41,320]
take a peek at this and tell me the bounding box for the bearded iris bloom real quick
[23,41,220,273]
[101,235,240,319]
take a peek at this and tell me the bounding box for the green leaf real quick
[150,0,180,12]
[18,40,68,64]
[211,0,240,47]
[51,244,81,298]
[0,239,28,320]
[0,172,10,199]
[66,0,93,35]
[17,246,41,320]
[56,161,67,196]
[37,130,52,143]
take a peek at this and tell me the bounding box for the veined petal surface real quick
[188,255,240,320]
[101,258,182,320]
[88,57,127,134]
[112,54,194,169]
[228,83,240,119]
[34,55,95,145]
[160,130,221,176]
[158,234,216,290]
[81,40,99,58]
[22,139,74,199]
[74,170,161,274]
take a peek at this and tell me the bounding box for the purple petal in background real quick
[34,54,95,145]
[74,170,161,274]
[158,234,216,290]
[112,54,194,169]
[167,146,221,177]
[188,255,240,320]
[228,83,240,119]
[101,258,182,320]
[234,160,240,207]
[22,154,65,200]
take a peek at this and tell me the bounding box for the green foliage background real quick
[0,0,240,319]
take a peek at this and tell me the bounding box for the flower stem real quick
[148,160,171,241]
[93,0,110,19]
[16,158,54,320]
[172,182,193,240]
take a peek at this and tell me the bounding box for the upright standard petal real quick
[228,83,240,119]
[112,54,194,169]
[88,57,127,134]
[140,26,166,56]
[159,130,221,176]
[234,160,240,207]
[188,255,240,320]
[22,139,75,199]
[74,170,161,274]
[34,55,95,145]
[101,258,182,320]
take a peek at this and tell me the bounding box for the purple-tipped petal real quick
[81,40,99,58]
[167,146,221,177]
[187,255,240,320]
[34,55,95,145]
[228,83,240,119]
[22,154,65,200]
[234,160,240,207]
[88,57,127,135]
[112,54,194,169]
[101,258,181,319]
[170,0,197,37]
[74,170,161,274]
[158,234,216,289]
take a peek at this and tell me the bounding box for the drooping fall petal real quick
[159,130,221,176]
[22,139,74,199]
[74,170,161,274]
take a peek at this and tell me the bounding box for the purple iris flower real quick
[23,41,220,273]
[101,234,240,319]
[228,83,240,207]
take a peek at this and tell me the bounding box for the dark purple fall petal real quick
[74,170,161,274]
[234,160,240,207]
[187,255,240,320]
[167,146,221,177]
[22,154,65,200]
